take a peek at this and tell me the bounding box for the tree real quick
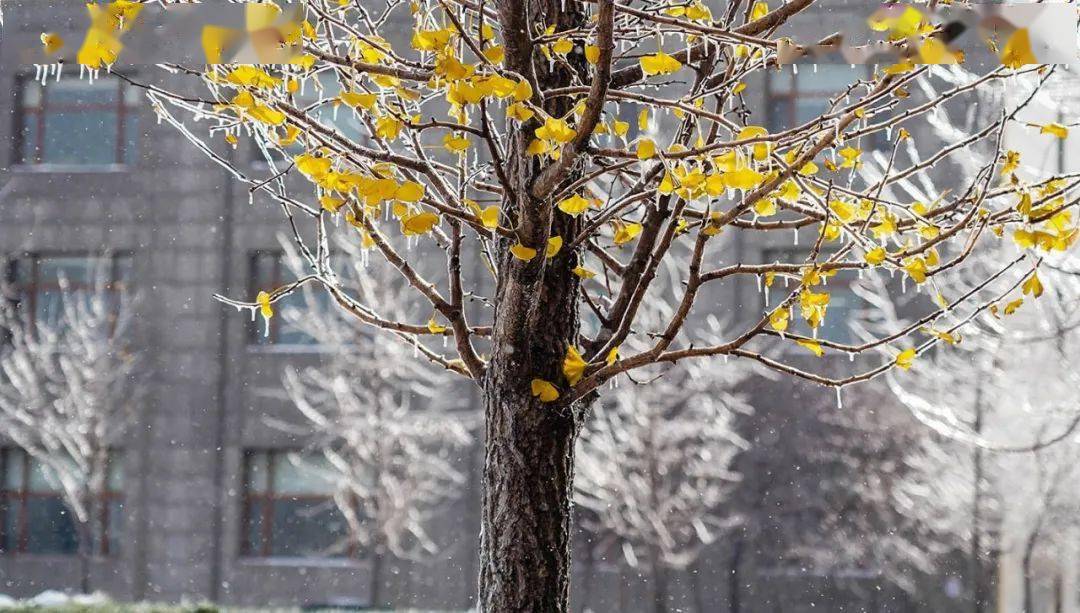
[129,0,1077,608]
[574,279,752,613]
[0,266,138,594]
[276,239,473,608]
[885,262,1080,613]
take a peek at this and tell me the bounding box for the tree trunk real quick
[648,544,668,613]
[971,379,986,613]
[478,380,581,611]
[369,545,384,609]
[690,558,707,613]
[729,536,744,613]
[1023,534,1037,613]
[478,0,590,609]
[76,517,93,594]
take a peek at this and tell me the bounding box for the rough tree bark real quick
[478,0,596,609]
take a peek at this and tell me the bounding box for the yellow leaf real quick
[573,266,596,279]
[1001,150,1021,176]
[1039,123,1069,139]
[558,194,591,216]
[506,102,535,122]
[1022,272,1043,298]
[563,346,587,385]
[864,247,887,266]
[526,139,551,156]
[1001,28,1037,69]
[638,108,650,131]
[769,308,789,332]
[636,138,657,160]
[340,91,378,110]
[838,147,861,168]
[320,196,346,213]
[479,205,501,229]
[797,338,824,357]
[613,222,642,245]
[750,1,769,21]
[754,198,777,217]
[903,257,928,284]
[257,291,273,320]
[552,38,574,55]
[401,211,440,236]
[483,45,505,64]
[1004,298,1024,315]
[41,32,64,55]
[443,132,471,153]
[895,348,916,370]
[510,243,538,261]
[606,346,619,366]
[530,379,560,402]
[585,44,600,64]
[276,125,300,147]
[724,168,764,190]
[640,51,682,76]
[535,116,577,144]
[546,236,563,258]
[375,115,404,140]
[512,79,533,102]
[427,318,448,334]
[226,66,282,89]
[396,181,425,203]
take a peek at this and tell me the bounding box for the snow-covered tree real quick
[277,238,473,608]
[0,266,138,593]
[574,280,752,612]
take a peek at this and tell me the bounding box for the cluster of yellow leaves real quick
[1011,181,1079,252]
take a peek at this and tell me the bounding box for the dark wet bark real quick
[477,0,595,610]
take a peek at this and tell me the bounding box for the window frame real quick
[0,448,124,557]
[12,72,138,169]
[239,448,355,559]
[759,246,867,347]
[247,250,337,350]
[765,66,886,151]
[6,252,133,329]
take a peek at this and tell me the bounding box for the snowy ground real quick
[0,593,464,613]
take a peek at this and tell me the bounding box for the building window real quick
[249,250,327,346]
[8,254,132,328]
[0,448,124,556]
[15,74,140,166]
[241,450,351,558]
[766,65,885,150]
[762,248,863,345]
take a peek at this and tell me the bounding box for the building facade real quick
[0,1,1019,611]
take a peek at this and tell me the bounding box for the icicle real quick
[848,351,855,362]
[34,64,42,83]
[901,276,907,293]
[813,64,818,74]
[793,229,799,245]
[755,275,762,293]
[263,316,270,338]
[723,354,729,364]
[764,286,770,307]
[792,64,799,75]
[835,386,844,409]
